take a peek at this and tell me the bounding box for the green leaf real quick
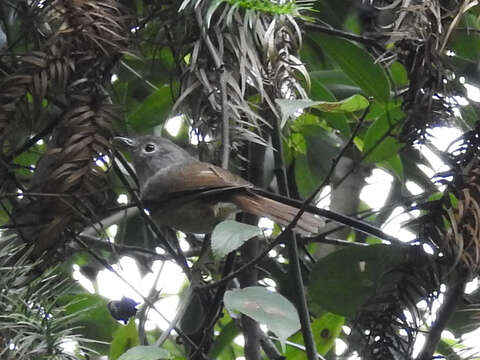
[117,345,172,360]
[363,106,404,162]
[308,244,407,317]
[110,320,140,360]
[294,125,343,198]
[378,154,404,181]
[295,153,322,198]
[309,70,357,87]
[224,287,300,352]
[211,220,262,258]
[310,75,350,135]
[450,31,480,61]
[276,95,369,126]
[209,320,240,358]
[389,62,408,86]
[127,85,173,131]
[285,313,345,358]
[309,33,391,102]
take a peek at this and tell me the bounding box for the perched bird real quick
[114,135,324,234]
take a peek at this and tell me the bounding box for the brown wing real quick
[141,161,252,201]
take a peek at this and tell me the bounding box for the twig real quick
[416,270,469,360]
[120,60,159,91]
[304,236,368,247]
[78,233,202,259]
[138,261,165,345]
[259,334,285,360]
[302,22,386,53]
[156,285,195,347]
[271,105,317,359]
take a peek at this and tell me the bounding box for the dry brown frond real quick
[1,0,130,259]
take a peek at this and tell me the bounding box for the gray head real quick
[113,135,196,188]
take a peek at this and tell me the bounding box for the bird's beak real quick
[113,137,136,150]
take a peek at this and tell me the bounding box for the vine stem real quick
[271,109,318,359]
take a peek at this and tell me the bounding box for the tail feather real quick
[230,193,324,235]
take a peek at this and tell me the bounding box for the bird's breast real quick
[148,198,237,234]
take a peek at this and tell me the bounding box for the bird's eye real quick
[144,144,156,153]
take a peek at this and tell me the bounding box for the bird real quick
[113,135,324,234]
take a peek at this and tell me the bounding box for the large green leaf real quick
[389,62,408,86]
[378,154,404,181]
[293,124,343,198]
[294,153,322,199]
[308,244,407,317]
[309,33,391,102]
[127,85,173,131]
[363,104,404,162]
[450,31,480,62]
[211,220,262,258]
[310,74,350,135]
[309,70,357,87]
[110,320,140,360]
[224,287,300,352]
[117,345,172,360]
[285,312,345,358]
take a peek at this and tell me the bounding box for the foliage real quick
[2,0,480,360]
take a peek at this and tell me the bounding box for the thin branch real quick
[156,285,195,347]
[138,261,165,345]
[302,22,386,53]
[120,60,159,91]
[78,233,202,260]
[271,106,317,359]
[304,236,368,247]
[417,270,469,360]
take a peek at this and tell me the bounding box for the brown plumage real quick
[114,135,324,234]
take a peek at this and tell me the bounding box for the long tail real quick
[230,193,324,235]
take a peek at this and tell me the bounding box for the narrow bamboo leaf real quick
[224,287,300,352]
[127,85,173,131]
[117,345,172,360]
[211,220,262,258]
[309,33,391,102]
[110,320,140,360]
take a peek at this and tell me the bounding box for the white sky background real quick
[70,86,480,359]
